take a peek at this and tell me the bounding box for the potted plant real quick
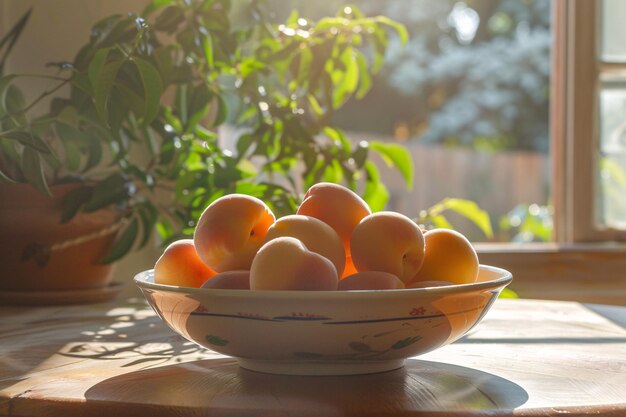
[0,0,414,294]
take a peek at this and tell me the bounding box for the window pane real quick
[598,81,626,228]
[601,0,626,62]
[265,0,552,242]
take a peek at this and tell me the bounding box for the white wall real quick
[2,0,157,296]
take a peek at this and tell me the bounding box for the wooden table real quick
[1,297,625,416]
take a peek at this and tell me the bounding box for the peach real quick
[264,214,345,276]
[410,229,479,285]
[250,237,338,291]
[154,239,216,287]
[408,280,453,288]
[202,270,250,290]
[194,194,275,272]
[338,271,405,290]
[296,182,371,255]
[350,212,425,283]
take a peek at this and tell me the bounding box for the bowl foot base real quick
[237,358,405,376]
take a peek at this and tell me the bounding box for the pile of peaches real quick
[154,183,479,291]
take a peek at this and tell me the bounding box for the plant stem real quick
[0,78,70,124]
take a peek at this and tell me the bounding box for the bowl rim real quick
[134,264,512,300]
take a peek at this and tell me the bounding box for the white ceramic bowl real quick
[134,265,512,375]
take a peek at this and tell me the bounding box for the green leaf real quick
[237,159,257,177]
[70,72,93,96]
[93,59,123,125]
[332,48,359,108]
[155,218,174,242]
[0,75,17,114]
[296,47,313,85]
[322,160,343,183]
[100,218,138,264]
[61,186,93,223]
[0,133,20,162]
[369,141,413,190]
[0,9,32,74]
[82,134,103,172]
[83,173,129,212]
[428,214,454,229]
[362,161,388,212]
[307,94,324,117]
[153,5,185,33]
[133,58,164,125]
[239,57,265,79]
[212,94,228,126]
[368,27,387,73]
[376,16,408,46]
[202,33,214,68]
[324,126,351,153]
[286,9,300,25]
[2,131,51,153]
[106,87,129,134]
[186,84,212,132]
[56,122,104,172]
[0,166,16,183]
[499,288,519,299]
[236,133,255,159]
[21,147,51,196]
[115,82,147,118]
[56,105,79,127]
[352,141,368,168]
[429,198,493,238]
[40,150,62,172]
[601,157,626,188]
[63,140,81,171]
[3,84,27,125]
[138,203,158,249]
[152,45,175,85]
[354,50,372,99]
[88,47,111,89]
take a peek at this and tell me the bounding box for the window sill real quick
[475,243,626,306]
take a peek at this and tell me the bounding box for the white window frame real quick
[555,0,626,242]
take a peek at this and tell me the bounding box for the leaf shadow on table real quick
[0,299,209,392]
[83,357,529,415]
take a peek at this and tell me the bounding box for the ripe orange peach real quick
[350,212,425,283]
[154,239,216,287]
[410,229,479,285]
[408,280,453,288]
[338,271,405,290]
[194,194,275,272]
[264,214,345,276]
[296,182,371,255]
[250,237,338,291]
[202,270,250,290]
[341,255,358,279]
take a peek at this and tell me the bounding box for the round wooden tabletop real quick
[0,297,625,416]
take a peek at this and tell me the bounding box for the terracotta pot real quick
[0,183,119,291]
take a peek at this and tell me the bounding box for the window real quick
[269,0,552,245]
[553,0,626,242]
[3,0,624,304]
[478,0,626,305]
